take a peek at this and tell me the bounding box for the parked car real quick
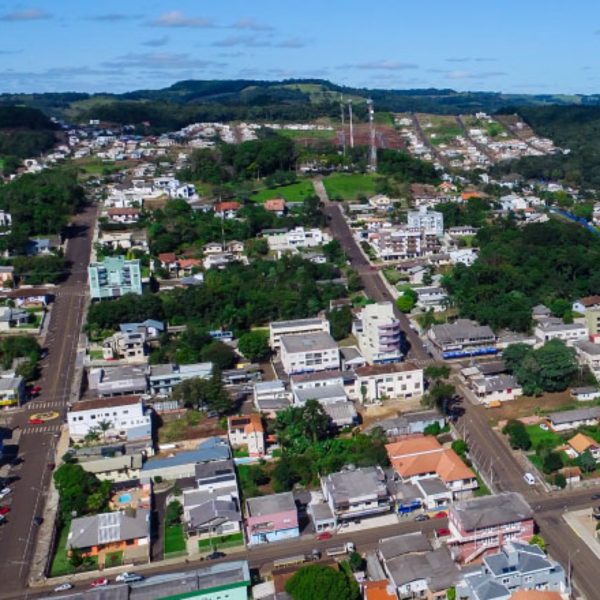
[414,514,430,522]
[524,472,536,486]
[91,578,108,588]
[436,527,450,537]
[33,516,44,526]
[206,551,226,561]
[433,511,447,519]
[316,531,333,541]
[53,583,74,592]
[31,385,42,395]
[592,493,600,500]
[0,507,10,515]
[47,462,56,471]
[115,572,143,583]
[0,487,11,500]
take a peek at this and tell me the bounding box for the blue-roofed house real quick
[26,235,61,256]
[142,437,231,481]
[119,319,165,338]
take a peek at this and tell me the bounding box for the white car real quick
[115,572,143,583]
[0,487,10,500]
[53,583,74,592]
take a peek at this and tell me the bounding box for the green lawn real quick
[49,523,98,577]
[198,532,245,551]
[251,181,315,203]
[382,268,404,285]
[164,523,186,555]
[89,349,104,360]
[104,550,123,568]
[323,173,379,201]
[474,472,491,497]
[278,128,335,140]
[525,424,563,449]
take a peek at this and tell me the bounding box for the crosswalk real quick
[26,400,68,411]
[21,424,62,435]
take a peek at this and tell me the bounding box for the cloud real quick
[276,37,307,48]
[445,57,470,63]
[230,17,273,31]
[0,8,51,21]
[102,52,224,71]
[149,11,213,28]
[89,13,141,22]
[446,70,507,80]
[344,60,418,71]
[142,35,169,47]
[211,34,307,48]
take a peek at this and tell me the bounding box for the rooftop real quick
[70,395,142,413]
[378,532,431,561]
[246,491,296,517]
[452,492,532,531]
[548,406,600,425]
[270,317,326,331]
[280,331,337,353]
[355,362,421,377]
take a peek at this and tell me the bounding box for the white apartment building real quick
[67,396,152,442]
[353,362,423,403]
[407,207,444,236]
[267,227,330,252]
[356,302,402,365]
[280,332,340,375]
[368,227,441,261]
[269,317,330,350]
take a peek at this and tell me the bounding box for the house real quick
[407,207,444,236]
[269,317,330,350]
[321,466,392,523]
[532,304,552,321]
[0,306,30,330]
[88,365,148,397]
[534,317,587,346]
[413,286,448,312]
[214,201,240,219]
[573,340,600,375]
[570,386,600,402]
[78,453,143,482]
[365,410,445,438]
[0,266,14,284]
[456,542,569,600]
[158,252,179,271]
[546,406,600,432]
[227,414,265,457]
[88,257,142,299]
[279,331,340,375]
[353,362,423,403]
[340,345,367,370]
[566,432,600,460]
[26,235,61,256]
[386,435,478,500]
[0,289,48,308]
[202,242,223,256]
[120,319,165,338]
[148,362,212,396]
[101,330,147,362]
[428,319,496,359]
[178,258,203,276]
[245,492,299,545]
[447,492,534,563]
[67,396,152,443]
[263,198,286,216]
[253,380,292,416]
[106,207,140,224]
[355,302,402,365]
[572,295,600,314]
[142,437,231,481]
[267,226,330,252]
[469,374,522,405]
[363,580,398,600]
[0,375,26,407]
[369,194,395,210]
[203,252,236,270]
[67,509,151,565]
[449,248,479,267]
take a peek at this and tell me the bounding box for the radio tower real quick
[348,100,354,148]
[340,95,346,156]
[368,98,377,171]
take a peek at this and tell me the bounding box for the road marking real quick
[21,425,62,435]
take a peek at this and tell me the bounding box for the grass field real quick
[251,180,315,203]
[164,523,186,555]
[525,424,563,449]
[49,523,98,577]
[278,128,335,140]
[198,532,244,551]
[323,173,379,201]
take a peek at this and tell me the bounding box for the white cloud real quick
[230,18,274,31]
[102,52,224,71]
[0,8,51,21]
[149,11,213,28]
[345,60,418,71]
[142,36,169,48]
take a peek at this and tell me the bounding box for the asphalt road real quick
[0,205,96,598]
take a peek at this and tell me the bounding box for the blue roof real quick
[120,319,165,333]
[142,437,230,472]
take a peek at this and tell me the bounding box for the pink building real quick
[448,492,534,564]
[245,491,299,545]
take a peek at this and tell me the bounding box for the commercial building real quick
[0,375,25,407]
[353,362,423,403]
[246,492,299,545]
[148,362,213,396]
[88,256,142,299]
[533,317,588,346]
[88,365,148,397]
[428,319,496,359]
[269,317,330,350]
[356,302,402,365]
[279,331,340,375]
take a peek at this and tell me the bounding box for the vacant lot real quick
[487,391,575,425]
[251,180,315,203]
[323,173,379,201]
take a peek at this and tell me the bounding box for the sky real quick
[1,0,600,95]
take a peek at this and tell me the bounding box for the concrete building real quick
[227,414,265,457]
[365,410,445,438]
[534,317,588,346]
[428,319,496,359]
[101,330,147,362]
[88,256,142,299]
[368,226,441,261]
[269,317,330,350]
[88,365,148,397]
[266,226,330,252]
[546,406,600,432]
[353,362,423,403]
[356,302,402,365]
[279,331,340,375]
[407,206,444,236]
[0,375,25,407]
[246,492,299,545]
[252,380,292,416]
[148,362,212,396]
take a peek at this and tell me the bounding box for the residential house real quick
[269,317,330,350]
[468,374,522,405]
[363,580,398,600]
[355,302,402,365]
[253,380,292,416]
[26,235,61,256]
[148,362,213,396]
[321,466,393,524]
[202,242,223,256]
[67,396,152,443]
[413,286,448,312]
[0,289,48,308]
[106,207,140,224]
[263,198,286,216]
[227,414,265,457]
[246,492,299,545]
[386,435,477,501]
[214,201,240,219]
[88,365,148,397]
[365,410,445,438]
[572,296,600,314]
[449,248,479,266]
[178,258,203,276]
[101,330,147,362]
[78,453,143,482]
[447,492,534,563]
[0,306,30,330]
[456,542,569,600]
[279,331,340,375]
[574,340,600,376]
[534,317,588,346]
[570,386,600,402]
[203,252,236,270]
[428,319,497,359]
[158,252,179,272]
[267,226,330,252]
[353,363,423,403]
[566,432,600,460]
[88,257,142,299]
[546,407,600,432]
[67,509,151,565]
[120,319,165,338]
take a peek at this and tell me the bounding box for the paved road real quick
[0,205,96,597]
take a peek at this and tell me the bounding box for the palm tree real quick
[302,400,329,444]
[97,420,113,442]
[84,428,100,446]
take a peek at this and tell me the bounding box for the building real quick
[78,453,143,482]
[88,365,148,397]
[456,542,569,600]
[572,295,600,314]
[368,226,441,262]
[356,302,402,365]
[566,432,600,460]
[88,256,142,299]
[246,492,299,545]
[413,286,448,312]
[386,435,478,500]
[428,319,496,359]
[266,226,330,252]
[67,509,150,565]
[407,206,444,236]
[252,380,292,416]
[573,340,600,375]
[279,331,340,375]
[0,375,25,407]
[353,362,423,403]
[148,362,212,396]
[534,317,587,346]
[0,266,14,285]
[67,396,152,443]
[101,330,147,362]
[584,307,600,336]
[570,386,600,402]
[546,406,600,432]
[448,492,534,563]
[227,414,265,457]
[269,317,330,350]
[321,466,392,523]
[365,410,445,438]
[468,374,523,405]
[0,306,29,330]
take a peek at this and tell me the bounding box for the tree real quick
[553,473,567,489]
[200,341,237,370]
[422,382,455,414]
[171,367,232,414]
[396,289,417,313]
[451,439,468,458]
[577,450,597,473]
[502,420,532,451]
[285,564,359,600]
[166,500,183,526]
[302,400,330,443]
[528,534,546,551]
[238,330,270,362]
[327,306,353,341]
[424,364,451,382]
[348,552,365,572]
[542,451,563,474]
[96,420,112,441]
[53,464,109,521]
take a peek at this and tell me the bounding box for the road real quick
[0,204,96,597]
[319,187,600,600]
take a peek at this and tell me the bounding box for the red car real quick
[433,511,448,519]
[316,531,333,541]
[31,386,42,395]
[0,507,10,515]
[28,418,44,425]
[436,527,450,537]
[91,578,108,588]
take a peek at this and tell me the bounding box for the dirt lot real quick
[358,397,424,428]
[485,390,576,426]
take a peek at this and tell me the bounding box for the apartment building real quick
[368,226,441,261]
[269,317,330,350]
[88,256,142,299]
[407,206,444,236]
[356,302,402,365]
[353,362,423,403]
[279,332,340,375]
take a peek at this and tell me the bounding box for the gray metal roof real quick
[280,331,337,353]
[323,466,388,504]
[270,318,325,330]
[385,548,460,592]
[378,532,431,561]
[142,437,230,472]
[246,491,296,517]
[452,492,532,531]
[68,509,149,549]
[294,384,347,403]
[430,319,495,345]
[548,406,600,425]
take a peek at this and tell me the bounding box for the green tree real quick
[577,450,597,473]
[451,439,468,458]
[53,464,109,521]
[96,419,112,441]
[542,451,563,474]
[285,564,359,600]
[238,330,270,362]
[553,473,567,489]
[348,552,365,572]
[302,399,330,443]
[166,500,183,526]
[396,289,417,313]
[422,382,455,414]
[502,420,532,451]
[200,341,237,370]
[327,305,353,341]
[528,534,547,551]
[424,364,451,382]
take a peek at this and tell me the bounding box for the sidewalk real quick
[564,509,600,561]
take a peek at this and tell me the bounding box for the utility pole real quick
[348,100,354,149]
[340,95,346,156]
[368,98,377,172]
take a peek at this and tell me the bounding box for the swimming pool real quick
[117,493,132,504]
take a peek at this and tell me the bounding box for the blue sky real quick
[1,0,600,95]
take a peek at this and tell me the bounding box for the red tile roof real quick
[214,201,240,212]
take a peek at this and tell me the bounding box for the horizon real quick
[2,0,600,95]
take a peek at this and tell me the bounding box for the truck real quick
[273,549,321,570]
[325,542,355,557]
